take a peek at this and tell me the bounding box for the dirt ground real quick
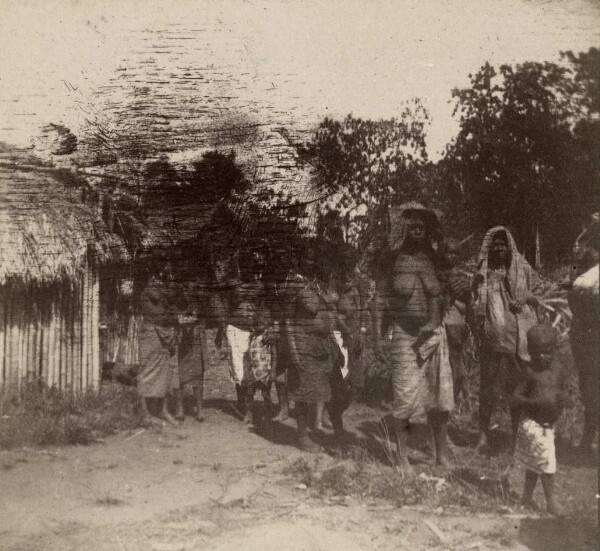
[0,360,597,551]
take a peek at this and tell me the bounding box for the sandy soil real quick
[0,365,597,551]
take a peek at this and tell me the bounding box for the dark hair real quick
[527,324,558,352]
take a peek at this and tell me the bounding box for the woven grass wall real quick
[0,263,100,393]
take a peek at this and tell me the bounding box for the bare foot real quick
[298,435,321,453]
[273,410,289,422]
[547,498,565,517]
[399,461,416,478]
[436,454,452,468]
[395,454,416,477]
[160,412,178,426]
[195,414,205,423]
[142,414,162,428]
[520,499,541,512]
[244,413,253,425]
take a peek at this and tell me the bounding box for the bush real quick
[0,380,146,449]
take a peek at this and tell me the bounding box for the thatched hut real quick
[0,147,124,392]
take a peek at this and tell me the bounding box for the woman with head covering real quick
[472,226,542,453]
[372,202,454,475]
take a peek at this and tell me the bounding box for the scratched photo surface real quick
[0,2,598,550]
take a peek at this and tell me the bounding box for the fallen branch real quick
[125,429,146,441]
[423,519,448,545]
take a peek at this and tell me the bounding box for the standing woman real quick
[137,260,184,425]
[472,227,542,453]
[286,255,338,452]
[372,202,454,475]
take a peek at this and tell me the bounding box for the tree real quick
[446,51,599,264]
[301,103,431,261]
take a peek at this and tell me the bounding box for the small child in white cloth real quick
[510,324,566,517]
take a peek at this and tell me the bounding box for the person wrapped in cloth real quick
[216,253,275,424]
[137,261,185,425]
[285,247,346,452]
[509,324,567,517]
[471,227,542,453]
[372,202,454,475]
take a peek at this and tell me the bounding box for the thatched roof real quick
[0,147,127,286]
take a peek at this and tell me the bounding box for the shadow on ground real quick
[518,510,598,551]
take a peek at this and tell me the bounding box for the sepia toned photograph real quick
[0,1,598,549]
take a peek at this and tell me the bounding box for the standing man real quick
[472,226,542,453]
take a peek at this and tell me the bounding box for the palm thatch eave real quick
[0,149,128,286]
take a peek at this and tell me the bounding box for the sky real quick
[1,0,598,160]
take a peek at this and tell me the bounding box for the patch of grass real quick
[0,380,146,449]
[284,441,518,512]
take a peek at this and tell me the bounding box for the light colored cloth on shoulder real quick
[514,417,557,475]
[573,264,599,295]
[473,226,541,361]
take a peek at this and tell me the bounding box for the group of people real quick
[131,201,585,518]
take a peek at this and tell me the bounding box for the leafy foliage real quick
[446,49,600,263]
[301,104,430,255]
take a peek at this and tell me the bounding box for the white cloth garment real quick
[225,325,251,384]
[514,417,557,475]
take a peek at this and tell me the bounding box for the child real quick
[510,324,566,517]
[437,238,471,405]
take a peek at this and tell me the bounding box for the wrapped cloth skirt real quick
[389,324,454,421]
[514,417,557,475]
[137,324,179,398]
[287,331,336,404]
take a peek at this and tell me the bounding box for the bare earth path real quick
[0,365,597,551]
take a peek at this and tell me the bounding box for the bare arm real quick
[510,379,532,408]
[510,378,554,410]
[284,302,301,368]
[371,289,389,364]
